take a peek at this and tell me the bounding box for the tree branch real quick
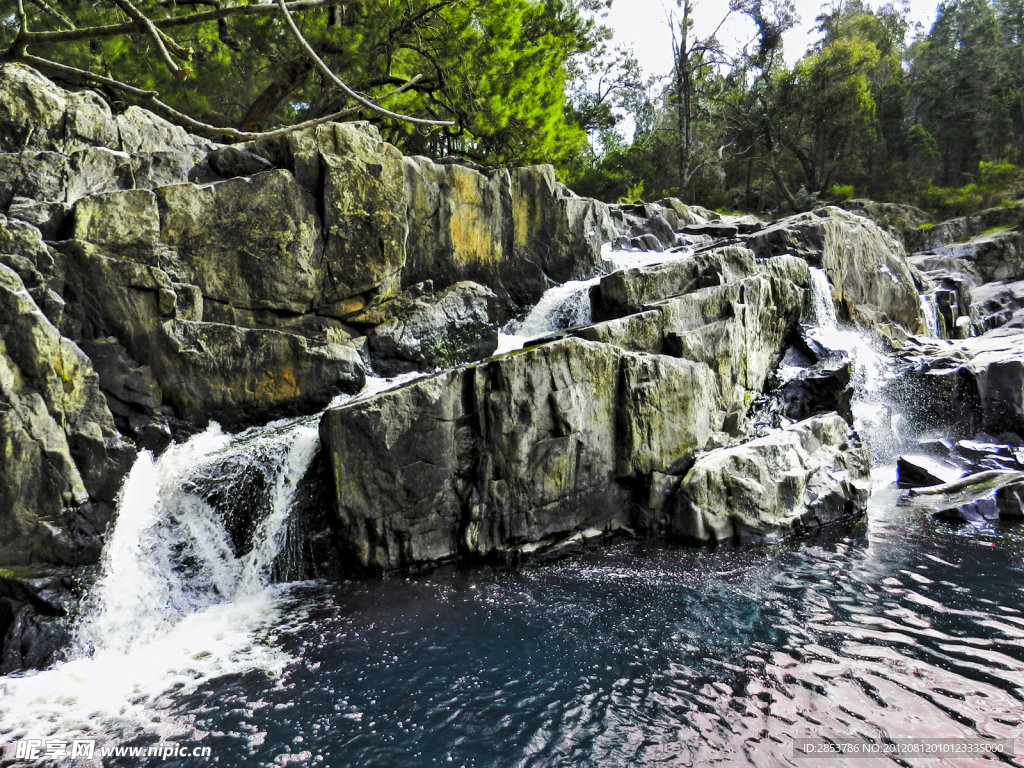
[18,51,428,141]
[20,0,360,46]
[27,0,75,30]
[108,0,189,78]
[274,0,453,127]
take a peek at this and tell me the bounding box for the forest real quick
[3,0,1022,217]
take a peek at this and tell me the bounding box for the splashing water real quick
[805,267,907,464]
[920,293,941,338]
[496,236,713,355]
[0,418,321,742]
[496,277,600,354]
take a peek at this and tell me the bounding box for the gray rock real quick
[0,263,135,565]
[896,454,964,487]
[367,281,501,372]
[901,330,1024,438]
[319,336,725,571]
[671,414,871,542]
[156,170,323,315]
[744,206,924,335]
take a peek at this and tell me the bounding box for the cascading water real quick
[804,267,906,464]
[495,235,711,355]
[0,416,321,742]
[920,293,941,338]
[495,276,600,354]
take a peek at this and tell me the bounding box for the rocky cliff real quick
[0,63,941,668]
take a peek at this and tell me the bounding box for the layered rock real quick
[319,246,867,571]
[671,415,871,543]
[321,336,725,570]
[744,206,924,335]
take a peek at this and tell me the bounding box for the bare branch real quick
[274,0,453,127]
[20,53,158,97]
[19,51,429,141]
[27,0,75,30]
[108,0,188,78]
[21,0,359,46]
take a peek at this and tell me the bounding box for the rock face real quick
[900,330,1024,438]
[365,281,502,373]
[320,245,870,571]
[671,415,871,543]
[0,262,134,566]
[744,207,924,335]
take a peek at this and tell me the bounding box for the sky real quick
[605,0,943,82]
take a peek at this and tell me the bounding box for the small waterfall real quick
[804,268,904,464]
[808,267,839,330]
[1,417,321,740]
[496,276,599,354]
[920,294,941,338]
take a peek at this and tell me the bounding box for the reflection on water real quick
[115,499,1024,768]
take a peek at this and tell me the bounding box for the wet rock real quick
[367,281,501,373]
[779,362,854,425]
[0,263,135,566]
[0,568,81,674]
[901,330,1024,438]
[320,336,726,571]
[896,454,964,487]
[744,206,924,334]
[671,414,871,543]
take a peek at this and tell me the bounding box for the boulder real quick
[319,336,725,571]
[0,263,135,565]
[744,207,924,334]
[900,330,1024,439]
[670,414,871,543]
[366,281,502,372]
[896,454,964,487]
[156,170,323,315]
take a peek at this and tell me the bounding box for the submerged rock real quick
[670,414,871,543]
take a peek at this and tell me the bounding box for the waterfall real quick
[0,416,321,740]
[804,267,904,464]
[496,276,600,354]
[808,267,839,330]
[920,294,941,338]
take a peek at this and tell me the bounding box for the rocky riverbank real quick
[3,63,1024,671]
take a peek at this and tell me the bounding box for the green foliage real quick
[828,184,855,201]
[7,0,607,169]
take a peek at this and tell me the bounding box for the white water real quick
[496,237,712,355]
[0,418,321,742]
[495,276,600,354]
[920,294,941,338]
[805,267,905,464]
